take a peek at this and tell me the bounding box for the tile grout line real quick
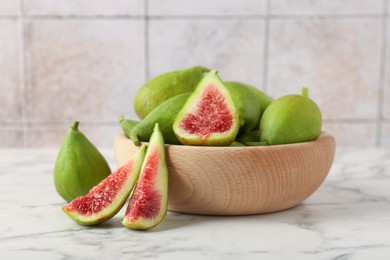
[144,0,150,81]
[12,13,385,20]
[267,13,383,20]
[17,0,31,148]
[23,15,144,20]
[376,0,388,147]
[261,0,270,92]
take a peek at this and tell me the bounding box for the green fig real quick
[130,93,191,146]
[122,124,169,230]
[229,141,245,147]
[260,87,322,145]
[245,84,273,115]
[236,130,260,143]
[118,115,138,139]
[224,82,261,133]
[62,144,146,226]
[134,66,209,119]
[244,141,268,146]
[173,70,240,146]
[54,121,111,202]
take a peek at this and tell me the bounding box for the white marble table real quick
[0,148,389,259]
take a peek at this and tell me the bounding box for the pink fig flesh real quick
[122,123,168,230]
[180,84,234,139]
[125,147,162,221]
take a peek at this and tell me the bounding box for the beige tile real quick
[29,124,121,148]
[26,20,144,123]
[24,0,144,16]
[28,124,68,148]
[270,0,383,15]
[0,20,22,123]
[149,19,265,88]
[322,122,377,146]
[381,123,390,147]
[267,18,381,120]
[0,0,19,16]
[383,18,390,120]
[149,0,267,16]
[80,124,122,148]
[0,127,24,147]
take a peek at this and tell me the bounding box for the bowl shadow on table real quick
[147,206,306,232]
[148,204,319,232]
[94,175,379,232]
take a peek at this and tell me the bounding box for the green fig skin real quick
[122,123,169,230]
[224,82,261,134]
[134,66,209,120]
[173,70,240,146]
[241,82,273,116]
[236,130,260,143]
[118,115,138,139]
[260,88,322,145]
[244,141,268,146]
[229,141,245,147]
[130,93,191,146]
[54,121,111,202]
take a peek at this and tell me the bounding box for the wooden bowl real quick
[114,132,335,215]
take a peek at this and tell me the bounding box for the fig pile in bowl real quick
[127,66,322,147]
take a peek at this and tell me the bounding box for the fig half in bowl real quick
[114,132,335,215]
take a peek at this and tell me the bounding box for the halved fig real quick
[62,145,146,226]
[173,70,239,146]
[122,123,169,230]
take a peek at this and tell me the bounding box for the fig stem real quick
[71,121,79,131]
[118,115,124,123]
[302,87,309,98]
[130,131,140,146]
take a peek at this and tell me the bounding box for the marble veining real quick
[0,148,389,259]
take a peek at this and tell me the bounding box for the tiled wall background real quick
[1,0,390,148]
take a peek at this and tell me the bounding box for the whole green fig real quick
[130,93,191,145]
[134,66,209,119]
[260,87,322,145]
[224,82,261,134]
[54,121,111,202]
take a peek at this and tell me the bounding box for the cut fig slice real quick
[173,70,239,146]
[122,123,168,230]
[62,144,146,226]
